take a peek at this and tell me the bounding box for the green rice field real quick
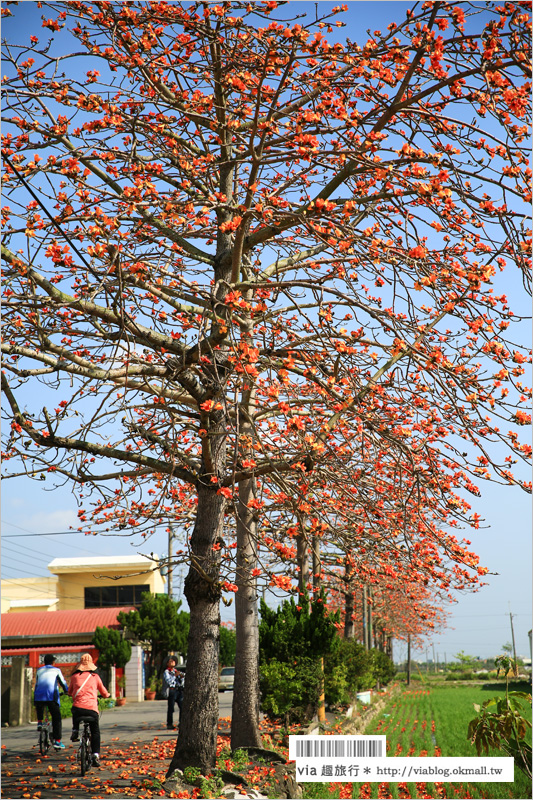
[302,681,532,800]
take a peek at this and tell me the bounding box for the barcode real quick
[294,738,383,758]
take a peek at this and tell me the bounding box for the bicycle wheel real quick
[80,734,91,776]
[39,726,50,756]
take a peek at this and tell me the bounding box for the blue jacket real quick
[34,665,69,703]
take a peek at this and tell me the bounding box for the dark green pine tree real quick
[92,626,132,671]
[259,591,339,662]
[117,593,190,672]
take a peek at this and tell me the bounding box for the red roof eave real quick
[1,606,135,638]
[1,644,93,656]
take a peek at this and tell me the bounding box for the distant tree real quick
[219,626,236,667]
[117,594,189,672]
[453,650,480,670]
[92,626,132,672]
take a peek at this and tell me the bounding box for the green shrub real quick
[259,593,339,722]
[260,656,323,724]
[324,641,395,702]
[60,693,73,718]
[219,625,236,667]
[373,650,397,686]
[58,693,112,718]
[324,659,350,706]
[445,671,474,681]
[341,640,374,693]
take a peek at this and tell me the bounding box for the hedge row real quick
[258,595,395,724]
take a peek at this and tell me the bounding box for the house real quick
[1,554,165,613]
[1,607,134,669]
[1,555,166,707]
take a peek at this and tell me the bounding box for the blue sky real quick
[2,1,531,660]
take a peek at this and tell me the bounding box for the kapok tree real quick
[2,0,531,773]
[258,456,484,652]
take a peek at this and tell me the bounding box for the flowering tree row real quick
[2,0,530,774]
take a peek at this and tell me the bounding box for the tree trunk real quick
[368,585,373,649]
[231,290,262,750]
[343,557,355,639]
[362,585,368,649]
[167,482,224,775]
[168,156,234,774]
[296,522,309,595]
[231,472,262,749]
[312,532,321,591]
[312,532,326,722]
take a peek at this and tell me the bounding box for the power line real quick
[2,520,40,533]
[1,562,50,579]
[2,539,62,562]
[2,520,174,536]
[3,531,97,537]
[2,521,125,556]
[1,545,51,571]
[2,556,50,574]
[2,567,51,585]
[448,613,530,619]
[2,535,102,557]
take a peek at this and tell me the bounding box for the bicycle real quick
[77,716,94,776]
[38,709,51,756]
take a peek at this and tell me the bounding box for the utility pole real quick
[432,643,437,673]
[407,635,411,686]
[167,526,175,598]
[368,585,373,650]
[509,609,518,675]
[362,585,368,650]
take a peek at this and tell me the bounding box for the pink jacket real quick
[68,671,109,712]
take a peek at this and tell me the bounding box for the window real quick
[84,585,148,608]
[39,652,81,664]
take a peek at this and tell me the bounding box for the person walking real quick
[34,654,69,750]
[68,653,110,767]
[163,657,185,730]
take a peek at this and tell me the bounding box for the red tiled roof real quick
[1,607,135,638]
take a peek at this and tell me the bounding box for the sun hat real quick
[76,653,97,672]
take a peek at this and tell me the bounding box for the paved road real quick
[2,692,234,756]
[1,693,235,798]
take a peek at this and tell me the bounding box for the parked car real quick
[218,666,235,692]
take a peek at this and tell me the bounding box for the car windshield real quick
[221,668,234,676]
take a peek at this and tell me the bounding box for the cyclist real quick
[163,656,185,730]
[68,653,110,767]
[34,653,69,750]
